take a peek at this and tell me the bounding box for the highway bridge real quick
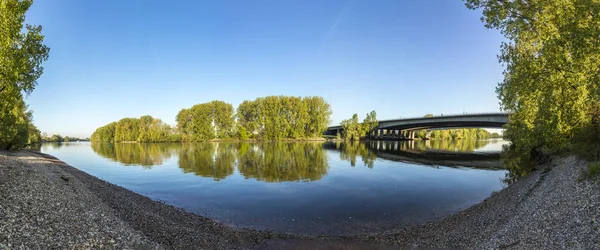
[324,113,509,139]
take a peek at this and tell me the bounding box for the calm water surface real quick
[41,140,509,235]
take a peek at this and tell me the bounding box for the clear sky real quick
[24,0,505,138]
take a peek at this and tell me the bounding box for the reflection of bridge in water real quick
[367,141,503,169]
[324,140,504,170]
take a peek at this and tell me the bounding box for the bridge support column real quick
[408,130,414,140]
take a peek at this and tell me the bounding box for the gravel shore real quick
[1,150,599,249]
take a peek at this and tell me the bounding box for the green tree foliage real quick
[27,123,41,144]
[137,115,177,142]
[304,96,333,138]
[465,0,600,154]
[42,134,87,142]
[93,96,332,142]
[50,134,63,142]
[91,116,176,143]
[236,100,261,139]
[234,96,332,140]
[177,101,235,141]
[114,118,140,142]
[341,114,361,141]
[0,0,49,149]
[211,100,235,139]
[362,110,379,139]
[90,122,116,142]
[340,110,378,140]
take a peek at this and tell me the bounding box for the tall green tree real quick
[465,0,600,153]
[234,96,331,140]
[0,0,49,149]
[341,114,361,141]
[362,110,379,139]
[210,100,235,139]
[90,122,116,142]
[91,116,176,143]
[176,101,236,141]
[304,96,332,138]
[236,100,261,139]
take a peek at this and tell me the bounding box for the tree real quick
[304,96,332,138]
[236,100,261,138]
[234,96,332,140]
[176,101,236,141]
[91,122,116,142]
[50,134,63,142]
[0,0,49,149]
[27,123,41,144]
[92,116,176,143]
[341,114,361,141]
[362,110,379,139]
[95,96,332,142]
[465,0,600,154]
[210,100,235,139]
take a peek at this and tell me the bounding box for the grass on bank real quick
[581,162,600,181]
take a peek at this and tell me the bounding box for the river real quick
[40,139,509,235]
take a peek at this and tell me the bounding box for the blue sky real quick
[25,0,504,138]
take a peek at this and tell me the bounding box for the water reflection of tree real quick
[45,142,63,150]
[338,141,377,168]
[361,140,491,154]
[500,144,536,184]
[425,140,490,152]
[91,143,176,167]
[178,143,235,181]
[237,142,329,182]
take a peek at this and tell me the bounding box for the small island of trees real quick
[91,96,333,143]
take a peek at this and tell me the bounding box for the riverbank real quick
[1,150,598,249]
